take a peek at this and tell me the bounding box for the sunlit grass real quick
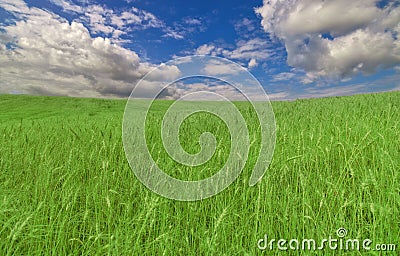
[0,92,399,255]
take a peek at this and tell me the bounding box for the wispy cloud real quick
[268,72,400,100]
[227,38,271,60]
[194,37,273,67]
[234,17,256,33]
[166,16,208,40]
[272,72,296,82]
[201,59,246,76]
[162,27,185,40]
[49,0,187,42]
[183,17,202,25]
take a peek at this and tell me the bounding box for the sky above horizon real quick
[0,0,399,100]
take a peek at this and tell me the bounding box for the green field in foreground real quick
[0,92,399,255]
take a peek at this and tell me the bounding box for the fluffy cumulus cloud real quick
[256,0,400,81]
[0,0,180,98]
[248,58,258,68]
[195,38,272,66]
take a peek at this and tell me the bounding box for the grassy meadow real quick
[0,92,399,255]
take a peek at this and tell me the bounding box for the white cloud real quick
[163,28,185,39]
[109,7,164,31]
[234,18,256,33]
[50,0,83,13]
[167,16,207,39]
[111,10,141,27]
[248,58,258,68]
[257,0,381,37]
[301,84,373,98]
[162,82,247,101]
[183,17,202,25]
[194,38,272,67]
[270,72,400,100]
[0,0,30,13]
[145,64,181,81]
[267,91,290,100]
[83,4,115,35]
[227,38,270,60]
[194,43,226,56]
[272,72,296,81]
[202,59,246,76]
[230,38,270,60]
[256,0,400,81]
[196,44,215,55]
[0,1,181,98]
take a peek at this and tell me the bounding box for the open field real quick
[0,92,399,255]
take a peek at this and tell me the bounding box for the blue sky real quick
[0,0,399,100]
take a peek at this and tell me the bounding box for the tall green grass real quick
[0,92,399,255]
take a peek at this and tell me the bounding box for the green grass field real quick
[0,92,399,255]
